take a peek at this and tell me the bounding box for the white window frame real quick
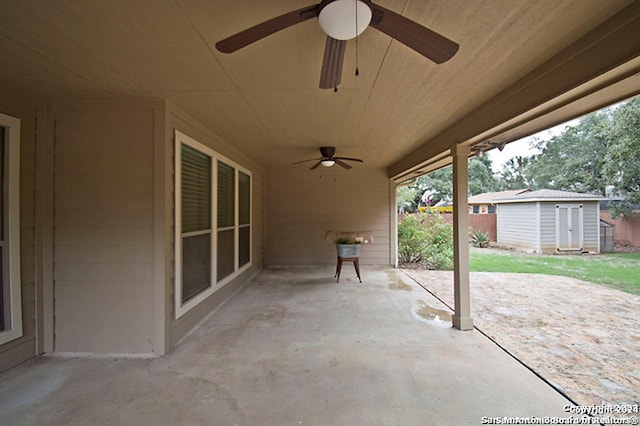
[174,131,252,318]
[0,113,22,345]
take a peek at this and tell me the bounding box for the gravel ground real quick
[401,269,640,408]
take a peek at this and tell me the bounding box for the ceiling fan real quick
[291,146,364,170]
[215,0,459,89]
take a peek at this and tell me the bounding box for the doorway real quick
[556,204,583,251]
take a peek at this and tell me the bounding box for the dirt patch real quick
[402,269,640,407]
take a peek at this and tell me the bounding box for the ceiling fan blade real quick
[334,159,353,169]
[334,156,364,163]
[216,5,319,53]
[310,161,322,170]
[319,36,346,89]
[370,4,458,64]
[291,157,322,165]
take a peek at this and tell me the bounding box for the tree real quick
[468,156,499,195]
[526,110,611,194]
[498,155,533,190]
[396,185,420,213]
[416,167,453,206]
[411,156,498,206]
[603,97,640,217]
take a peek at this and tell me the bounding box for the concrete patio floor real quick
[0,266,574,425]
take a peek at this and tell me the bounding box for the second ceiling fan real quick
[215,0,459,90]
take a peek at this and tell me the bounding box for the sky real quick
[487,119,580,173]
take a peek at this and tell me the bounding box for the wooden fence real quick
[600,211,640,247]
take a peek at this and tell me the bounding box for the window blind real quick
[217,161,235,228]
[181,144,211,233]
[180,143,212,304]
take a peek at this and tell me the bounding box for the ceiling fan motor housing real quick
[320,146,336,158]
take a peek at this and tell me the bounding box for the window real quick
[174,131,251,318]
[488,205,496,214]
[0,113,22,345]
[180,144,212,304]
[472,205,479,214]
[238,171,251,268]
[217,161,235,281]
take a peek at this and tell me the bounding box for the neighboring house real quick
[494,190,602,254]
[468,190,530,214]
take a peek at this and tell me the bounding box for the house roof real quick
[494,189,603,204]
[468,190,530,205]
[0,1,638,178]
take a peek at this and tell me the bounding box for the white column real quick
[452,144,474,330]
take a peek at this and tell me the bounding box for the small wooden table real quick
[335,256,362,283]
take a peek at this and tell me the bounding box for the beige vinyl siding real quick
[167,102,264,349]
[265,167,391,265]
[496,203,538,251]
[53,103,155,353]
[0,85,39,373]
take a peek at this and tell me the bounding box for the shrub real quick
[423,214,454,270]
[398,213,454,270]
[398,214,428,264]
[470,229,490,248]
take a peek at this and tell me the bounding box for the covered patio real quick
[0,2,639,419]
[0,267,571,425]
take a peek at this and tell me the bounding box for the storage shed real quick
[495,190,602,254]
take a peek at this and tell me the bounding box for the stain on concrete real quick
[412,300,452,327]
[385,271,413,291]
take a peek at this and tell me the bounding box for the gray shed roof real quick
[494,189,603,204]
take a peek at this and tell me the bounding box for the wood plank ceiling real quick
[0,0,635,171]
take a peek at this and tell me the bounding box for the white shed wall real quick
[497,203,538,251]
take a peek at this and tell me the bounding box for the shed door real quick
[556,204,583,251]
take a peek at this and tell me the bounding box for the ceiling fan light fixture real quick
[321,160,336,167]
[318,0,372,41]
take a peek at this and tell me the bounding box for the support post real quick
[452,144,474,330]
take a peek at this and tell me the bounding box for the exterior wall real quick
[539,202,556,253]
[582,202,600,253]
[500,201,600,254]
[468,203,493,214]
[0,84,41,372]
[496,203,538,251]
[53,101,158,353]
[539,201,599,253]
[166,103,264,349]
[265,167,391,265]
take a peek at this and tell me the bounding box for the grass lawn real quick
[469,247,640,296]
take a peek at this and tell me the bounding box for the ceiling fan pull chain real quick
[355,0,360,77]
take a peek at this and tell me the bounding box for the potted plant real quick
[335,237,362,258]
